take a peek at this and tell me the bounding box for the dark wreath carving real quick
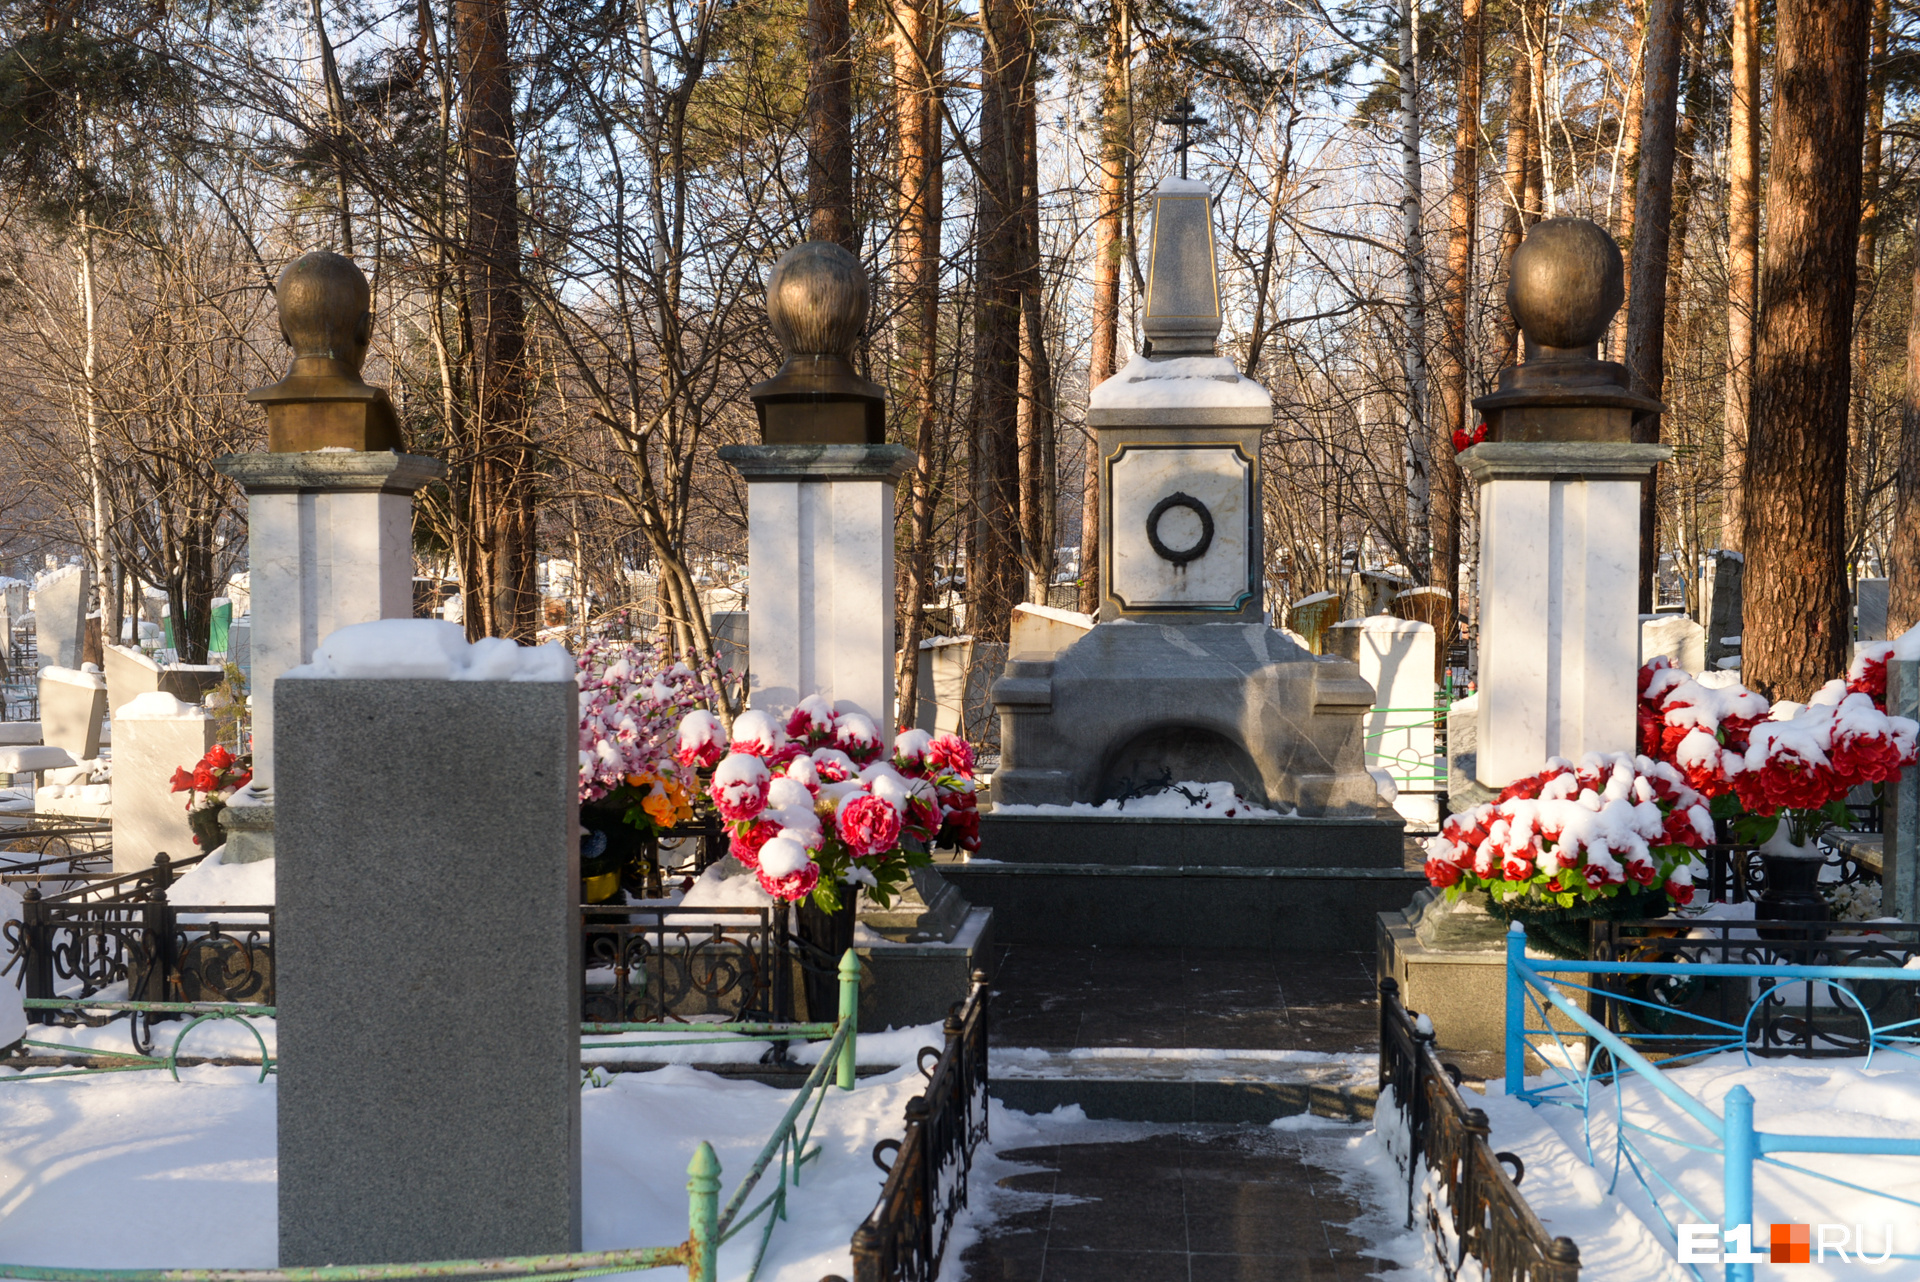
[1145,491,1214,564]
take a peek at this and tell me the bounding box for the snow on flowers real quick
[577,639,721,833]
[680,702,981,910]
[1425,753,1713,908]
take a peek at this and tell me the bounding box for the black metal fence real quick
[1380,977,1580,1282]
[850,971,990,1282]
[1589,918,1920,1059]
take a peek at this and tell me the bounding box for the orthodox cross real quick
[1161,98,1209,179]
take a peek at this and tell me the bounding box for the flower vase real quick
[1754,826,1830,944]
[796,895,857,1023]
[580,803,662,900]
[188,803,227,855]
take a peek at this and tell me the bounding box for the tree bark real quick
[1722,0,1760,550]
[1080,0,1130,616]
[1016,79,1054,602]
[1742,0,1871,700]
[1610,11,1646,362]
[889,0,944,725]
[455,0,537,641]
[1893,206,1920,636]
[969,0,1030,642]
[1623,0,1686,613]
[805,0,856,249]
[1432,0,1482,636]
[1399,0,1431,583]
[1495,0,1540,367]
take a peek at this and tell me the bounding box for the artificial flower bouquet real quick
[1635,652,1919,853]
[1425,752,1714,912]
[577,638,722,838]
[169,744,253,850]
[675,694,982,911]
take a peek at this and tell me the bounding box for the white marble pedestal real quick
[213,450,443,858]
[715,444,914,727]
[1458,443,1669,787]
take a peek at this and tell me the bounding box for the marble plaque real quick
[1108,445,1253,611]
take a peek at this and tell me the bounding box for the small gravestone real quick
[1288,592,1341,653]
[1327,617,1438,826]
[1858,578,1890,642]
[275,619,579,1265]
[1640,613,1706,674]
[39,667,106,760]
[33,563,89,672]
[111,693,217,873]
[1703,550,1744,669]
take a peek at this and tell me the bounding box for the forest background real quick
[1,0,1913,712]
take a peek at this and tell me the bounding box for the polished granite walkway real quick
[956,1124,1396,1281]
[961,945,1399,1279]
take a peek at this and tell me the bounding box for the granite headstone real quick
[274,674,580,1265]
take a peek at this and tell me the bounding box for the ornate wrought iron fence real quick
[582,902,792,1025]
[1589,918,1920,1060]
[1380,977,1581,1282]
[850,971,990,1282]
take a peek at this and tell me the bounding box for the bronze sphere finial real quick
[276,251,374,374]
[765,242,869,361]
[1506,218,1625,356]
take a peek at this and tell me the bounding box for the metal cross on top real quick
[1161,97,1209,179]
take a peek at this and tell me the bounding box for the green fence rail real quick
[1360,704,1448,791]
[0,950,866,1282]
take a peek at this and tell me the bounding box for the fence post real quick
[19,888,49,1022]
[1505,923,1527,1097]
[837,949,861,1091]
[1723,1085,1755,1282]
[686,1140,721,1282]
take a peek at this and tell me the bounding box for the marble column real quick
[717,443,914,728]
[1461,444,1666,786]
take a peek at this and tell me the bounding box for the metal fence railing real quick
[1380,975,1581,1281]
[851,970,990,1282]
[1508,926,1920,1279]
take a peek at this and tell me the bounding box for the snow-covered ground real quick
[0,1028,949,1278]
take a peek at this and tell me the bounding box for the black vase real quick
[580,803,663,899]
[795,896,857,1022]
[1755,852,1830,944]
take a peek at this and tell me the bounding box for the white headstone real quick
[38,666,106,760]
[33,563,89,671]
[1327,618,1438,826]
[1639,613,1706,675]
[110,692,217,873]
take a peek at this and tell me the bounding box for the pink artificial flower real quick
[834,714,882,766]
[837,792,903,857]
[785,695,839,748]
[728,820,781,869]
[785,754,823,794]
[711,753,771,823]
[926,733,975,777]
[675,710,726,769]
[755,836,821,901]
[810,748,859,784]
[891,729,934,777]
[728,710,787,759]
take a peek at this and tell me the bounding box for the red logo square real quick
[1771,1223,1810,1264]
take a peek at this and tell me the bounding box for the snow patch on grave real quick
[287,618,574,682]
[992,779,1288,818]
[1087,352,1270,410]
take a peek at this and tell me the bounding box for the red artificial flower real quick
[169,767,195,794]
[1583,864,1610,890]
[837,794,903,857]
[757,860,821,903]
[1625,859,1658,887]
[926,733,976,777]
[204,744,234,770]
[1451,428,1469,453]
[1425,857,1462,889]
[192,765,216,792]
[1664,878,1695,907]
[727,820,782,869]
[938,806,981,852]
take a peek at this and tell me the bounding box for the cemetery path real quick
[960,946,1401,1278]
[957,1123,1397,1281]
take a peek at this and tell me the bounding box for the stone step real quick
[942,860,1425,949]
[980,811,1406,868]
[988,1046,1378,1124]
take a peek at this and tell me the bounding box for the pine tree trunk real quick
[455,0,537,641]
[1017,84,1054,601]
[1624,0,1686,613]
[805,0,855,249]
[1892,206,1920,636]
[1432,0,1482,638]
[891,0,944,725]
[1495,2,1537,367]
[1610,15,1645,362]
[1722,0,1760,550]
[969,0,1029,642]
[1742,0,1871,700]
[1080,0,1129,616]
